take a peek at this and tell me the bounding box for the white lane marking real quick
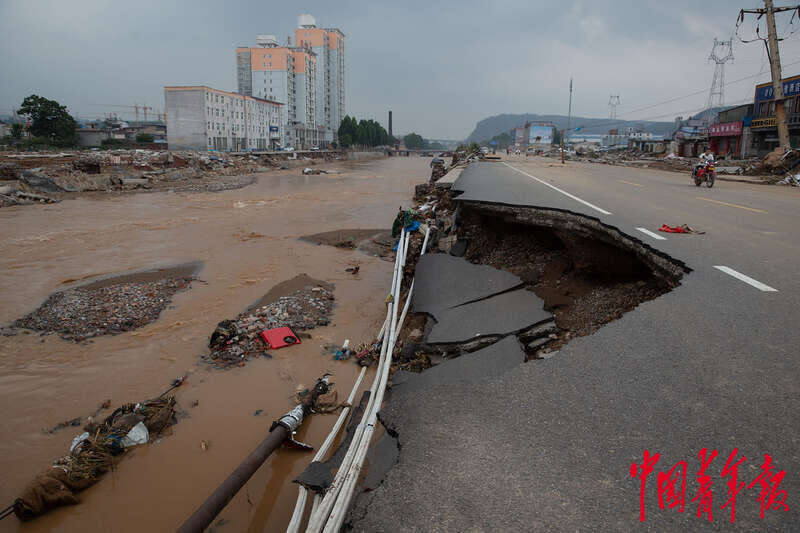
[714,266,778,292]
[635,227,667,240]
[502,162,613,215]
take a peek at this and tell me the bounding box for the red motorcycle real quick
[692,160,716,188]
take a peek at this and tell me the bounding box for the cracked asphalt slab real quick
[349,158,800,531]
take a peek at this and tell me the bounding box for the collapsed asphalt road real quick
[349,158,800,531]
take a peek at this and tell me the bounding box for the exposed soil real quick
[11,264,201,341]
[456,206,677,354]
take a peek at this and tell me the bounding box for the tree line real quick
[337,115,391,148]
[402,132,444,151]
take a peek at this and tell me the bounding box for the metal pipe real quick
[178,405,305,533]
[286,366,367,533]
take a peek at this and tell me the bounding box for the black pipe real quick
[177,426,288,533]
[177,403,307,533]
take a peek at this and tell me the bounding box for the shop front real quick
[709,121,742,159]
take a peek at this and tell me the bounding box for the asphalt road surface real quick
[350,156,800,531]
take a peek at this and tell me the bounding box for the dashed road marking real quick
[635,227,667,240]
[618,180,644,187]
[714,266,778,292]
[502,162,613,215]
[696,196,767,214]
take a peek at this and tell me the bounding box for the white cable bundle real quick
[298,226,429,532]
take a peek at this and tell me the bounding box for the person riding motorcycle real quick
[695,149,714,175]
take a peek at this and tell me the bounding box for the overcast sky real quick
[2,0,800,139]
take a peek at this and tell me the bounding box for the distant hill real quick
[465,113,676,142]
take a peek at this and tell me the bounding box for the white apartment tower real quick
[236,35,320,148]
[294,14,345,143]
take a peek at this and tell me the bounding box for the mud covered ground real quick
[300,228,394,259]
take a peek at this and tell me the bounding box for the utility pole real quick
[562,77,572,165]
[738,1,800,147]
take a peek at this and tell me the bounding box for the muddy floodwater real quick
[0,156,428,532]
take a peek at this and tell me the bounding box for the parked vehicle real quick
[692,160,716,188]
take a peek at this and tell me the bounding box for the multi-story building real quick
[750,73,800,155]
[164,86,283,151]
[236,35,321,149]
[294,14,345,143]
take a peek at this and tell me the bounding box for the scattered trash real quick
[201,440,209,452]
[345,265,360,274]
[260,326,300,349]
[658,224,705,234]
[120,422,149,448]
[297,375,345,414]
[69,432,90,454]
[45,417,83,434]
[204,284,333,369]
[303,168,329,175]
[253,409,264,416]
[391,208,417,237]
[13,396,176,520]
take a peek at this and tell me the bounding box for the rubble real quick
[204,283,335,369]
[12,268,197,341]
[0,148,340,207]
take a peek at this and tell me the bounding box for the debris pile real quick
[0,149,322,206]
[12,396,177,521]
[12,275,194,341]
[205,284,335,369]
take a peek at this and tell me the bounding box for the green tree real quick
[338,115,390,148]
[18,95,77,146]
[403,132,426,149]
[136,132,155,143]
[338,115,358,147]
[11,123,24,139]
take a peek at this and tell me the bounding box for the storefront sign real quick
[751,117,777,129]
[754,74,800,107]
[709,121,742,137]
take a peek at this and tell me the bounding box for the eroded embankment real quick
[454,202,689,356]
[345,193,691,526]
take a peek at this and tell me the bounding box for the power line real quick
[613,57,800,120]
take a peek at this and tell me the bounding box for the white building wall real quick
[166,87,283,151]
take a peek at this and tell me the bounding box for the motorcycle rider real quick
[695,148,714,176]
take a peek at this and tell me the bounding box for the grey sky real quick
[2,0,799,139]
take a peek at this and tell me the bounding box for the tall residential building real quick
[236,35,320,149]
[295,14,345,143]
[165,86,283,151]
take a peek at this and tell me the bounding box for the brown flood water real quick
[0,156,428,532]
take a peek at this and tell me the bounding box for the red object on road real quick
[659,224,689,234]
[260,327,301,349]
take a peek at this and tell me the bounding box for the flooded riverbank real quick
[0,156,428,532]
